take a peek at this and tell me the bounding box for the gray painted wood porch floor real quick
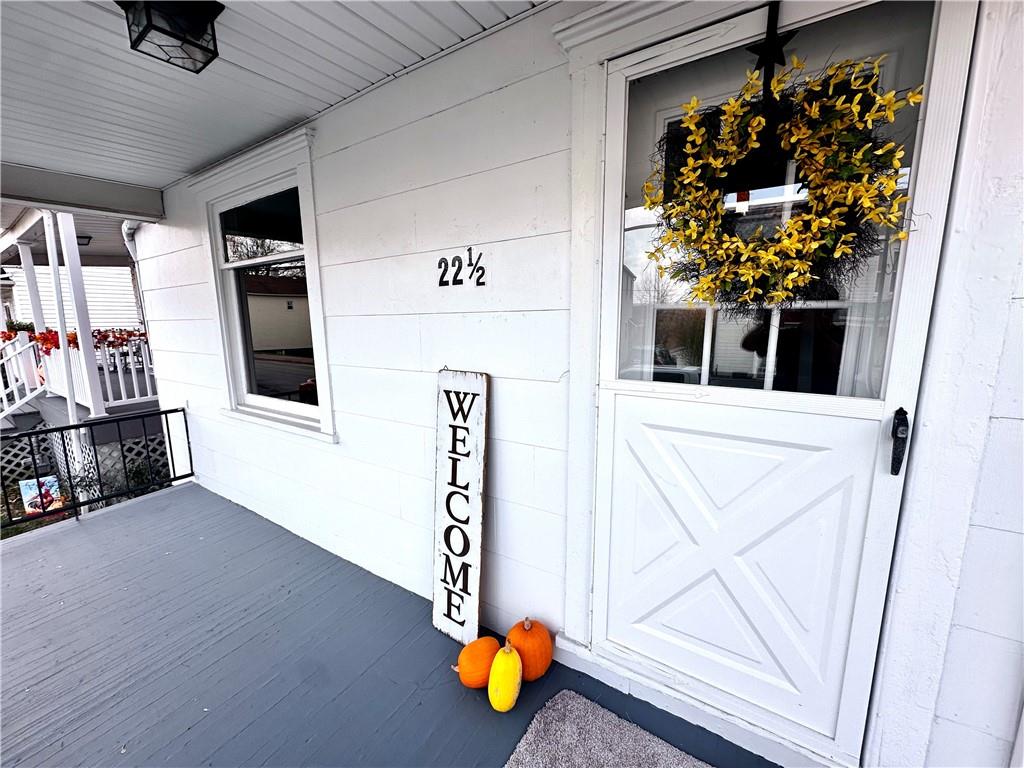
[1,483,774,768]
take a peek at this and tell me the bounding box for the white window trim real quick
[202,135,336,441]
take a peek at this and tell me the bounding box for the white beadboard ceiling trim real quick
[1,1,546,196]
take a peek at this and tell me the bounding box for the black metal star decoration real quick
[746,1,797,101]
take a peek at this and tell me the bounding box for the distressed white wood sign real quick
[432,369,488,644]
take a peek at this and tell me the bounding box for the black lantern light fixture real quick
[76,235,92,247]
[114,2,225,74]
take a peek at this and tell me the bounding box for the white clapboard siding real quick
[320,232,570,317]
[8,265,142,330]
[316,152,571,266]
[313,66,569,215]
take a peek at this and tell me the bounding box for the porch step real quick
[0,410,44,436]
[26,392,162,431]
[32,393,91,430]
[0,387,47,428]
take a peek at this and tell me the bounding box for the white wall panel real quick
[951,526,1024,644]
[154,378,223,410]
[480,550,563,633]
[934,626,1024,739]
[146,319,224,356]
[971,417,1024,535]
[315,151,570,265]
[418,311,569,381]
[150,350,226,391]
[927,718,1016,768]
[333,412,433,479]
[330,366,436,427]
[399,472,436,529]
[324,314,422,371]
[134,189,205,258]
[484,496,565,575]
[142,283,217,322]
[991,298,1022,420]
[325,309,569,382]
[486,439,565,513]
[329,366,569,450]
[134,246,213,293]
[485,377,568,450]
[314,66,568,213]
[320,232,570,317]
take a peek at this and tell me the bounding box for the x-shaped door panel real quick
[600,396,875,738]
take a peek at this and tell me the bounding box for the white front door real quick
[591,3,969,763]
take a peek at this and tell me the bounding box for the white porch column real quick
[41,211,79,427]
[15,240,46,333]
[56,212,105,418]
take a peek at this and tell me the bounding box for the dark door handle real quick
[890,407,910,476]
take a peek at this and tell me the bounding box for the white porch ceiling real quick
[1,1,539,190]
[0,203,133,265]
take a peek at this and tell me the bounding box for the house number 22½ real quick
[438,247,486,287]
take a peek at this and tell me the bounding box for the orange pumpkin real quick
[506,617,553,682]
[451,636,500,688]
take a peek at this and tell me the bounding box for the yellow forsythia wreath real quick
[644,55,923,308]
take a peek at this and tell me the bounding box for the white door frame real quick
[556,2,978,765]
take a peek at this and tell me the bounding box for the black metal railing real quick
[1,408,193,531]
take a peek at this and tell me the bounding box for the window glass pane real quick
[220,188,303,263]
[709,312,767,389]
[770,309,849,396]
[652,309,704,384]
[236,260,317,405]
[616,1,931,399]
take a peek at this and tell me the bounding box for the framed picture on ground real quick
[18,476,66,516]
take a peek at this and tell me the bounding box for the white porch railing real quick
[41,346,94,410]
[0,332,45,419]
[41,335,157,412]
[95,336,157,407]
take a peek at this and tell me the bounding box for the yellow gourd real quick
[487,640,522,712]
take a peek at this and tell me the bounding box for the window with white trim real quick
[217,186,319,410]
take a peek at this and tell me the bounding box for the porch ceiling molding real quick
[1,164,164,222]
[552,0,877,70]
[184,127,314,193]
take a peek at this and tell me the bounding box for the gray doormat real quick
[505,689,713,768]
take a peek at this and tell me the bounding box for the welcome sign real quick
[433,369,488,644]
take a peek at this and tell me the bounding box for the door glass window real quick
[617,2,931,398]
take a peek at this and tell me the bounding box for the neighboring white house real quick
[244,282,312,354]
[6,266,142,330]
[2,2,1021,767]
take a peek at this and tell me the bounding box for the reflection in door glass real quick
[616,1,930,399]
[710,312,767,390]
